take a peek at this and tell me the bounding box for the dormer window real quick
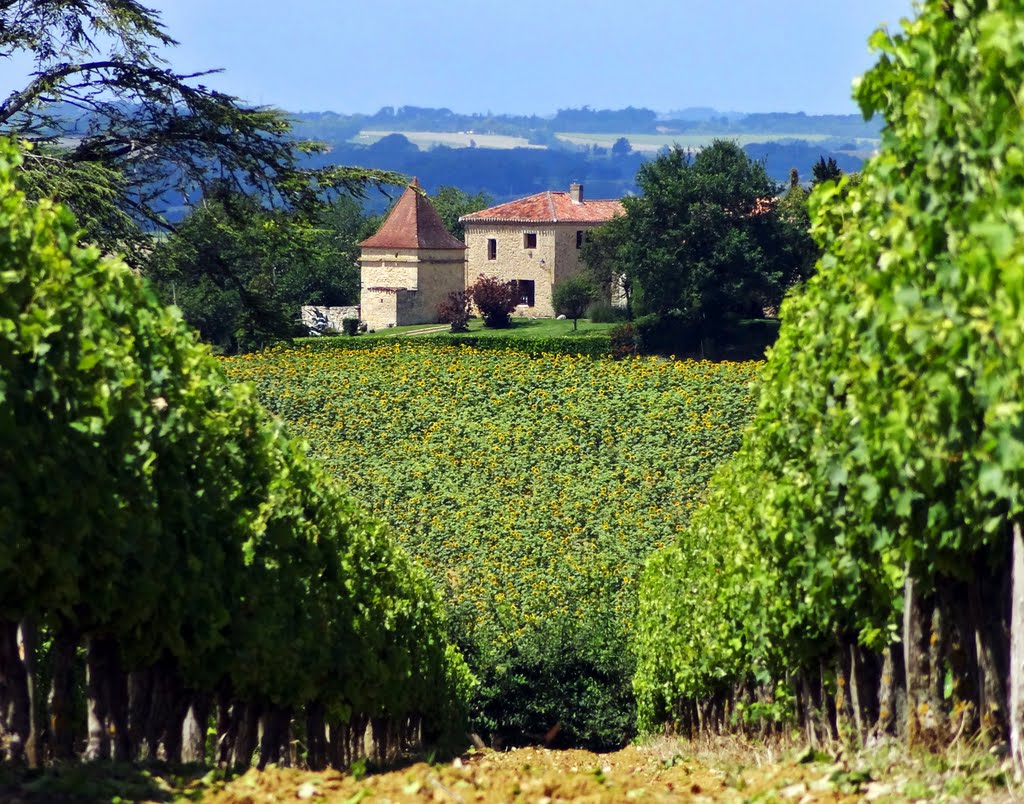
[523,232,537,249]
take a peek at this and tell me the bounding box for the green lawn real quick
[446,317,617,338]
[361,317,617,339]
[297,318,618,350]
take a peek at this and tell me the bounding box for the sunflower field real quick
[224,342,759,747]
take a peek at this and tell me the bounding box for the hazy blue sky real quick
[10,1,917,116]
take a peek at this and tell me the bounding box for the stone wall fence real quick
[301,305,361,333]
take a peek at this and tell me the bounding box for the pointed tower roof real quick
[359,179,467,250]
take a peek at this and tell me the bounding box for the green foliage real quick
[300,332,614,359]
[0,140,468,746]
[609,322,640,359]
[437,290,472,333]
[580,213,632,313]
[811,156,843,186]
[634,0,1024,734]
[1,1,403,263]
[609,141,813,338]
[585,302,629,324]
[430,186,491,241]
[552,275,597,330]
[223,341,760,747]
[468,274,517,329]
[146,189,370,353]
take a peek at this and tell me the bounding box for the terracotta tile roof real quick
[359,179,467,250]
[460,191,624,225]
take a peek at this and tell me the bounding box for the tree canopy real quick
[594,140,812,337]
[430,186,491,241]
[552,274,597,330]
[145,188,374,353]
[0,0,402,258]
[811,155,843,185]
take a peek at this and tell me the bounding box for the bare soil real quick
[1,738,1012,802]
[197,742,890,803]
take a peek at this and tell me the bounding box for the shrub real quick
[468,274,516,329]
[437,290,471,333]
[552,275,597,330]
[341,317,359,336]
[609,322,639,359]
[587,302,629,324]
[296,333,613,359]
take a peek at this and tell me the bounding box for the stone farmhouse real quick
[356,180,623,328]
[459,184,624,317]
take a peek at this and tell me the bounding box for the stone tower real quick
[358,179,467,330]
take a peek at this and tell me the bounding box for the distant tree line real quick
[302,133,861,214]
[292,105,883,139]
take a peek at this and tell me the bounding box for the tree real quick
[429,186,491,241]
[0,140,471,767]
[580,213,633,317]
[811,155,843,186]
[772,169,819,308]
[611,137,633,158]
[552,274,597,330]
[468,274,517,329]
[146,188,371,352]
[618,140,808,337]
[0,1,402,260]
[437,290,472,333]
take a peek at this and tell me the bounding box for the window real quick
[576,230,585,249]
[523,232,537,249]
[514,279,536,307]
[487,238,497,260]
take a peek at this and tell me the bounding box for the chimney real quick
[569,182,583,203]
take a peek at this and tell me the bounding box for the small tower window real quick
[487,238,497,260]
[576,230,585,249]
[523,232,537,249]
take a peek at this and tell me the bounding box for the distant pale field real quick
[353,130,545,149]
[353,129,878,152]
[555,131,850,151]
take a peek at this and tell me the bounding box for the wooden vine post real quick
[1010,522,1024,779]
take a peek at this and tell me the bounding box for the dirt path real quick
[2,740,1010,801]
[200,743,877,803]
[383,325,450,337]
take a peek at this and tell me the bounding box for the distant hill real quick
[290,105,881,141]
[289,106,875,210]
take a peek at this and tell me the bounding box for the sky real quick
[5,1,916,117]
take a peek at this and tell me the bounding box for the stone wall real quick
[360,248,422,291]
[361,289,400,331]
[552,223,590,285]
[415,258,464,326]
[301,305,360,333]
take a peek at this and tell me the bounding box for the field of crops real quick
[223,342,760,745]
